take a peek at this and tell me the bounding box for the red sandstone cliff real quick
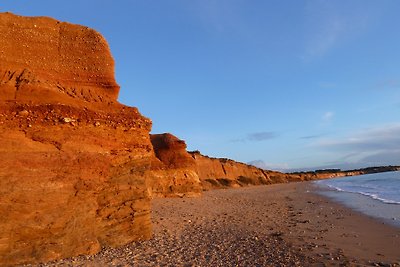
[0,13,154,265]
[0,12,119,105]
[190,152,304,189]
[149,134,202,197]
[2,12,388,266]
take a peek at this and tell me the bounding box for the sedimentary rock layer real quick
[190,152,304,189]
[0,13,153,266]
[0,12,119,105]
[149,134,202,197]
[2,12,384,266]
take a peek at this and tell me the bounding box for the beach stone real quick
[18,110,29,116]
[61,117,75,123]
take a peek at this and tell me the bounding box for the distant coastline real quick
[289,165,400,179]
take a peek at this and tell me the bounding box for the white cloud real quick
[374,79,400,91]
[322,111,334,122]
[231,131,279,143]
[248,160,289,171]
[315,123,400,166]
[318,82,337,89]
[307,17,344,58]
[247,131,278,142]
[302,0,373,60]
[190,0,245,34]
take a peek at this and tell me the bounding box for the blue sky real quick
[2,0,399,171]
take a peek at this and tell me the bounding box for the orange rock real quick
[190,152,305,189]
[0,12,339,266]
[0,12,119,106]
[190,152,271,189]
[148,133,202,197]
[0,12,152,265]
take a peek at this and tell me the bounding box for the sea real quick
[315,171,400,227]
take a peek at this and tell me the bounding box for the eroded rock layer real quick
[190,152,304,189]
[149,134,202,197]
[3,12,389,266]
[0,12,119,105]
[0,13,153,266]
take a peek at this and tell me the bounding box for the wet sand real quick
[28,182,400,266]
[315,183,400,228]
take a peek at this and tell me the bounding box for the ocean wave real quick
[357,192,400,205]
[319,183,400,205]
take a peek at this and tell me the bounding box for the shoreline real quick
[290,183,400,265]
[314,180,400,228]
[25,182,400,266]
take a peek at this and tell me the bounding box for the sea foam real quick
[316,171,400,205]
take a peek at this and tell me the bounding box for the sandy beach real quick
[26,182,400,266]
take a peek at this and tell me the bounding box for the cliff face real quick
[190,152,303,189]
[0,12,119,105]
[190,152,271,189]
[149,134,202,197]
[0,13,153,266]
[3,12,389,266]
